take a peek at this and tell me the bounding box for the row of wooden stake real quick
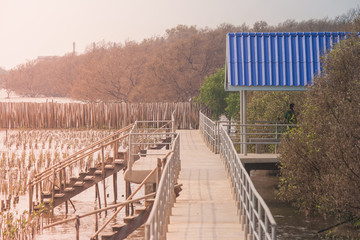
[0,102,199,129]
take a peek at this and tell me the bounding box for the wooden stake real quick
[75,215,80,240]
[125,181,130,216]
[113,173,117,204]
[94,205,98,240]
[95,183,101,213]
[28,177,33,213]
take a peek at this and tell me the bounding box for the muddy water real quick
[250,170,336,240]
[34,175,145,240]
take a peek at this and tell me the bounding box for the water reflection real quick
[250,170,335,240]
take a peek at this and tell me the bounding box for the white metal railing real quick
[220,126,276,239]
[199,111,219,153]
[145,133,180,240]
[199,111,277,240]
[128,119,174,170]
[199,113,295,155]
[222,121,295,155]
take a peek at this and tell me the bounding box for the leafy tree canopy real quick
[195,68,228,119]
[278,35,360,222]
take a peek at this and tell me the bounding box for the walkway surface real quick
[167,130,244,240]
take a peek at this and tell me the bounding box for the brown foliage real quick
[4,9,360,102]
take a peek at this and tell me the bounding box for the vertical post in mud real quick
[75,215,80,240]
[113,173,117,205]
[101,145,107,215]
[95,207,99,240]
[95,183,102,212]
[28,179,33,213]
[125,181,130,216]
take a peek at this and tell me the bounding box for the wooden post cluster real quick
[0,102,199,129]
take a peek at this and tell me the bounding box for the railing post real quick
[272,224,277,240]
[52,168,55,215]
[128,133,132,171]
[265,216,269,237]
[156,158,161,191]
[275,122,278,154]
[145,224,150,240]
[258,202,262,239]
[36,182,39,203]
[101,144,107,214]
[113,135,118,160]
[101,144,105,177]
[59,169,63,192]
[40,181,43,203]
[172,111,175,143]
[63,169,66,193]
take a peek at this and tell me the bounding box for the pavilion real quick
[224,32,348,154]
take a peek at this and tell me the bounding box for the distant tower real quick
[73,42,76,54]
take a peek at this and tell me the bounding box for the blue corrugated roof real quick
[225,32,350,91]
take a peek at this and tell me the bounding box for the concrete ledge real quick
[239,153,279,164]
[124,148,170,184]
[239,154,279,173]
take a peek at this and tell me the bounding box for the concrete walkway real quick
[167,130,244,240]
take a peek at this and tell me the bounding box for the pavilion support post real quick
[240,91,243,154]
[243,90,247,156]
[240,90,248,155]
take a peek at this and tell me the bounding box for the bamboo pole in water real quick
[0,102,199,129]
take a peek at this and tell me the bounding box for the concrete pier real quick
[166,130,245,240]
[239,153,279,173]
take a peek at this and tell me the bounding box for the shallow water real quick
[0,174,145,239]
[250,170,336,240]
[34,176,145,240]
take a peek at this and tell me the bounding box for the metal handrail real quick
[30,134,129,187]
[199,111,277,240]
[28,124,133,213]
[219,126,276,239]
[43,192,156,229]
[91,161,160,239]
[200,113,296,155]
[128,119,173,171]
[32,124,133,181]
[90,115,177,239]
[199,111,219,153]
[145,133,180,240]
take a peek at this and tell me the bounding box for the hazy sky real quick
[0,0,359,70]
